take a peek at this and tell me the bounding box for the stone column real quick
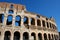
[42,33,44,40]
[1,31,4,40]
[47,34,49,40]
[28,17,31,26]
[3,15,7,26]
[48,22,50,29]
[11,33,13,40]
[12,10,16,27]
[3,8,8,26]
[21,16,24,27]
[35,19,37,26]
[47,20,49,29]
[12,16,15,26]
[36,34,38,40]
[40,19,43,27]
[45,21,47,28]
[20,33,23,40]
[29,32,31,40]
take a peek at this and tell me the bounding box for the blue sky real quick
[0,0,60,32]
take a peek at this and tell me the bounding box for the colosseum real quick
[0,2,59,40]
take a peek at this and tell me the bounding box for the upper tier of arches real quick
[0,2,57,31]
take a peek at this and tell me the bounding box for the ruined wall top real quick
[0,2,55,23]
[0,2,26,11]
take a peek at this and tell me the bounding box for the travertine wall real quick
[0,2,59,40]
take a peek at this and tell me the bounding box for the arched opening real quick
[0,32,1,36]
[56,35,58,40]
[15,16,21,26]
[54,35,55,40]
[4,31,11,40]
[46,22,49,28]
[24,16,28,25]
[36,15,40,18]
[38,33,42,40]
[0,14,4,23]
[6,15,13,25]
[31,18,35,25]
[48,34,51,40]
[52,34,54,40]
[49,23,52,28]
[8,10,14,14]
[37,20,41,26]
[23,32,29,40]
[31,32,36,40]
[14,31,20,40]
[44,33,47,40]
[52,24,54,29]
[54,35,57,40]
[10,4,13,8]
[42,20,45,27]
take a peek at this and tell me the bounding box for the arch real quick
[36,15,40,18]
[52,24,54,29]
[37,20,41,26]
[0,14,4,23]
[23,16,28,25]
[15,15,21,26]
[42,20,45,27]
[52,34,54,40]
[8,10,14,14]
[48,34,51,40]
[54,35,56,40]
[14,31,20,40]
[46,22,49,28]
[56,35,58,40]
[49,23,52,28]
[10,4,13,8]
[23,32,29,40]
[0,31,1,36]
[4,31,11,40]
[6,15,13,25]
[31,32,36,40]
[31,18,35,25]
[38,33,42,40]
[54,35,58,40]
[44,33,47,40]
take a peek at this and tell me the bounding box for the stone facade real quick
[0,2,59,40]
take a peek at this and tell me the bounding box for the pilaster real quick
[28,17,31,26]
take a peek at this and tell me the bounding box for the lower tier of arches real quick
[0,31,59,40]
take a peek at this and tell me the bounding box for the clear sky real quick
[0,0,60,32]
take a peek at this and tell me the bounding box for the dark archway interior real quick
[42,20,45,27]
[8,10,14,14]
[4,31,11,40]
[48,34,51,40]
[52,34,54,40]
[0,14,4,23]
[14,32,20,40]
[31,33,36,40]
[37,20,41,26]
[31,18,35,25]
[6,15,13,25]
[24,16,28,25]
[44,33,47,40]
[38,33,42,40]
[23,32,29,40]
[46,22,49,28]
